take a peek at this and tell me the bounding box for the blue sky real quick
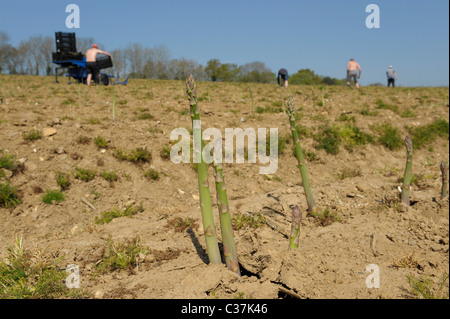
[0,0,448,86]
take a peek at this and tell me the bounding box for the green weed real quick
[95,204,144,225]
[309,207,341,226]
[55,172,70,191]
[101,171,118,183]
[94,136,109,149]
[0,182,21,208]
[232,213,266,231]
[407,119,449,149]
[0,237,90,299]
[42,190,65,205]
[144,169,160,181]
[23,128,42,141]
[96,237,148,273]
[74,167,96,182]
[371,123,404,150]
[407,273,449,299]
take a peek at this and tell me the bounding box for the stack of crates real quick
[52,32,83,61]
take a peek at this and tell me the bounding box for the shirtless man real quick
[346,58,362,89]
[85,44,112,86]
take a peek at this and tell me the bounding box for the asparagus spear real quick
[286,98,317,213]
[213,139,240,275]
[186,75,221,265]
[401,136,413,206]
[289,205,302,251]
[441,161,448,200]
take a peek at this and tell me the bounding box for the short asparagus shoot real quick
[401,136,414,206]
[441,161,448,200]
[289,205,302,251]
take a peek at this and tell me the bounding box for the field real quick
[0,74,449,299]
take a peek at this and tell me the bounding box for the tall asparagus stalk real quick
[213,140,240,275]
[401,136,414,206]
[289,206,302,251]
[441,161,448,200]
[186,75,222,265]
[286,98,317,213]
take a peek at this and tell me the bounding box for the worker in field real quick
[346,58,362,89]
[386,65,398,87]
[86,44,113,86]
[278,68,289,88]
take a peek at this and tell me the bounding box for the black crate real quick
[55,32,77,52]
[55,32,76,41]
[96,55,113,69]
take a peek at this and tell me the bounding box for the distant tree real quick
[217,63,240,82]
[0,31,11,74]
[169,58,201,80]
[205,59,221,81]
[146,45,171,79]
[290,69,323,85]
[239,61,275,83]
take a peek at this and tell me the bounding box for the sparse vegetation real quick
[309,207,341,226]
[42,190,65,204]
[94,136,109,149]
[0,182,21,208]
[232,213,266,230]
[144,168,159,181]
[56,171,70,191]
[0,237,89,299]
[74,167,96,182]
[371,123,404,150]
[23,128,42,141]
[407,273,449,299]
[95,204,144,225]
[101,171,118,183]
[407,119,449,149]
[96,237,148,273]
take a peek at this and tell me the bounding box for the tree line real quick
[0,31,344,85]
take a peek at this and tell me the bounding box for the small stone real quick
[192,194,199,201]
[70,225,80,235]
[94,290,104,299]
[145,254,156,263]
[55,147,66,155]
[42,127,57,137]
[356,184,370,193]
[347,193,356,198]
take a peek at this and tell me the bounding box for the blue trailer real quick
[52,56,114,85]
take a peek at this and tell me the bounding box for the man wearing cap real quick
[386,65,398,87]
[85,44,113,86]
